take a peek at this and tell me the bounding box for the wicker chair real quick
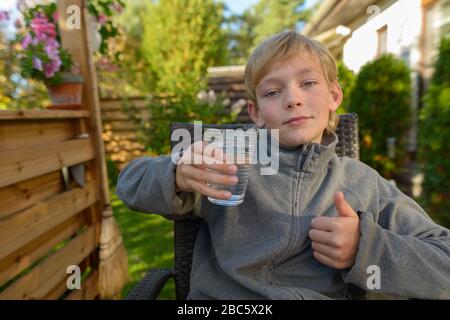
[126,113,362,300]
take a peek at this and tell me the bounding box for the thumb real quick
[335,191,358,218]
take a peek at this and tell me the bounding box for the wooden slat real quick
[0,119,77,152]
[0,225,97,299]
[65,270,98,300]
[103,130,138,140]
[107,121,139,131]
[100,98,148,110]
[0,138,95,188]
[208,75,244,85]
[0,110,89,120]
[0,211,87,287]
[101,111,130,121]
[42,277,70,300]
[208,82,246,92]
[101,104,147,112]
[0,171,63,219]
[0,181,99,261]
[43,258,90,300]
[102,109,149,122]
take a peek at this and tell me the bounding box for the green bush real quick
[337,61,356,115]
[348,54,412,179]
[418,37,450,227]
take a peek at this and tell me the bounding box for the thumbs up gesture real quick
[308,192,361,269]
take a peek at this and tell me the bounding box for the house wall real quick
[343,0,423,72]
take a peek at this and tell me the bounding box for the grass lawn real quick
[110,189,176,300]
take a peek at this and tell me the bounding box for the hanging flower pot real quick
[46,73,84,109]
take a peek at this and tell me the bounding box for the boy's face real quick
[248,52,342,147]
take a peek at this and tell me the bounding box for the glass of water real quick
[203,127,256,206]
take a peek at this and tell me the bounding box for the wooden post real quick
[57,2,129,299]
[57,0,110,207]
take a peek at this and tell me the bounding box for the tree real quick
[222,0,311,65]
[418,37,450,227]
[252,0,310,48]
[222,9,258,65]
[122,0,235,155]
[141,0,228,97]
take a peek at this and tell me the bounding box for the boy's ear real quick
[329,82,343,112]
[247,100,265,127]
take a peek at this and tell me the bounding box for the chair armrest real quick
[125,269,174,300]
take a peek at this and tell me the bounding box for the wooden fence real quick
[0,110,102,299]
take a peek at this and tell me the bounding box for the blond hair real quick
[244,31,340,133]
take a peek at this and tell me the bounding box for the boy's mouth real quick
[283,116,312,125]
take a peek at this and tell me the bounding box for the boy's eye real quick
[263,89,280,97]
[302,81,317,88]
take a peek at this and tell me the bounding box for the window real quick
[377,25,388,57]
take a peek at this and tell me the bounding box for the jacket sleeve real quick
[116,155,200,219]
[343,171,450,299]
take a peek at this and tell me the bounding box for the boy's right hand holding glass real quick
[175,141,238,200]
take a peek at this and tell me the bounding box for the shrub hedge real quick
[348,54,412,179]
[418,37,450,227]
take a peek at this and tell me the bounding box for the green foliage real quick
[336,61,355,115]
[222,0,311,65]
[348,54,412,179]
[126,0,235,156]
[418,37,450,227]
[222,10,258,65]
[125,93,239,155]
[252,0,310,48]
[141,0,227,97]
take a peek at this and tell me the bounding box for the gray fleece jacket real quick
[116,131,450,300]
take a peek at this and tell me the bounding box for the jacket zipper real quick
[272,142,313,274]
[299,142,313,172]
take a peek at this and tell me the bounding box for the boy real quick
[117,31,450,299]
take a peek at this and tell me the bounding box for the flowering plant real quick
[15,1,125,86]
[16,3,75,86]
[87,0,125,58]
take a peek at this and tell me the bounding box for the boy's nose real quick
[286,101,302,109]
[285,89,303,109]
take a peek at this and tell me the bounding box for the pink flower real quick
[31,15,57,39]
[98,13,107,25]
[21,33,32,49]
[43,57,62,78]
[52,11,59,22]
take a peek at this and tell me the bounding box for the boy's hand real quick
[175,141,238,200]
[308,191,361,270]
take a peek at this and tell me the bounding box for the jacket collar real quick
[259,130,339,176]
